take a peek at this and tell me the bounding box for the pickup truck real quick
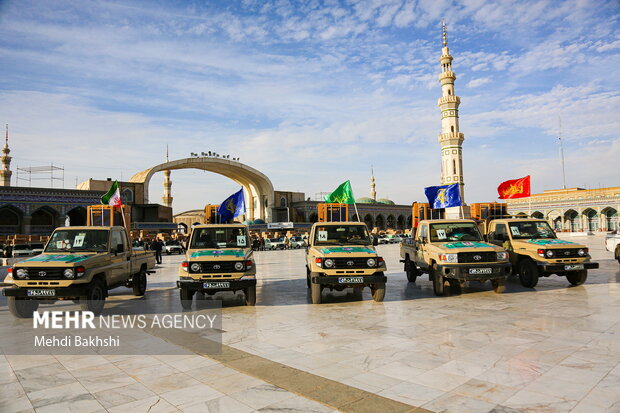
[2,226,156,318]
[605,231,620,263]
[178,224,256,307]
[400,219,511,295]
[306,222,386,304]
[485,219,599,287]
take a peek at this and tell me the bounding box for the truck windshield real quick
[46,229,109,252]
[314,225,371,245]
[190,227,249,249]
[508,221,556,240]
[429,223,482,242]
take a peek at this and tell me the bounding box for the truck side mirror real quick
[116,243,124,253]
[495,233,504,241]
[373,237,379,246]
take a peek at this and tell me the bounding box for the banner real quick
[217,188,246,222]
[424,183,462,209]
[498,176,530,199]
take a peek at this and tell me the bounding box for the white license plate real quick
[338,277,364,284]
[565,264,584,271]
[468,268,493,275]
[27,289,55,297]
[203,282,230,289]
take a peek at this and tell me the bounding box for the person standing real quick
[152,238,163,264]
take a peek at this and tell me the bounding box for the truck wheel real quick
[518,260,539,288]
[7,297,39,318]
[566,270,587,286]
[405,257,419,283]
[180,288,194,309]
[244,286,256,306]
[371,283,385,302]
[615,246,620,264]
[492,278,506,293]
[306,267,311,288]
[449,279,462,295]
[310,272,321,304]
[80,279,106,316]
[132,269,147,296]
[432,265,448,296]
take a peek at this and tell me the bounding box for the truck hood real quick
[188,249,251,261]
[15,253,99,267]
[312,246,377,256]
[430,241,503,252]
[512,239,586,249]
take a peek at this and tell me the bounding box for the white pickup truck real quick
[605,232,620,263]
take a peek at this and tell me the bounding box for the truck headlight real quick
[577,249,586,256]
[190,263,201,272]
[439,253,458,263]
[496,252,509,261]
[63,269,75,279]
[234,262,244,271]
[324,258,335,268]
[15,268,28,279]
[545,250,554,258]
[367,258,376,267]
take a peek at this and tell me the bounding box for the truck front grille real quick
[552,249,580,258]
[23,268,66,280]
[458,252,497,263]
[332,257,372,269]
[189,261,244,273]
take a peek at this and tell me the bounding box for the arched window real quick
[450,126,454,133]
[121,188,134,203]
[280,197,287,207]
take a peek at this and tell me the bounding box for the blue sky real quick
[0,0,618,213]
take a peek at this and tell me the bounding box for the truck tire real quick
[518,260,539,288]
[7,297,39,318]
[244,286,256,306]
[492,278,506,293]
[449,279,462,295]
[310,272,321,304]
[371,282,385,302]
[306,267,311,288]
[566,270,587,286]
[132,269,147,296]
[615,246,620,264]
[180,288,194,310]
[432,265,448,296]
[80,279,106,316]
[405,256,419,283]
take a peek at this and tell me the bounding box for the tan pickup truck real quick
[400,219,511,295]
[178,224,256,308]
[2,226,156,318]
[306,222,387,304]
[485,218,599,287]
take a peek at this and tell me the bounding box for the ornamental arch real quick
[130,157,274,222]
[0,205,22,235]
[601,207,618,231]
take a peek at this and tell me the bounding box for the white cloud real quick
[466,77,491,88]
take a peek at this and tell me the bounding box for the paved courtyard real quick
[1,236,619,413]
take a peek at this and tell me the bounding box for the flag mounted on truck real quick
[424,184,462,209]
[324,180,355,204]
[101,180,122,207]
[217,188,246,222]
[497,176,530,199]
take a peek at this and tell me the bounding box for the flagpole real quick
[353,202,361,222]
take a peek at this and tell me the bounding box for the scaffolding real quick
[16,164,64,188]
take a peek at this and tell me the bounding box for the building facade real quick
[506,187,620,232]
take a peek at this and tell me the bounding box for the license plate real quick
[203,282,230,289]
[27,289,55,297]
[468,268,493,275]
[338,277,364,284]
[565,264,584,271]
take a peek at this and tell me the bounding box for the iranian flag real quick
[101,180,122,207]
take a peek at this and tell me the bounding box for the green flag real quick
[324,180,355,204]
[101,180,122,207]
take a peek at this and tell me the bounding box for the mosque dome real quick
[378,198,395,205]
[356,197,378,204]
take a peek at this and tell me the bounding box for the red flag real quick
[497,176,530,199]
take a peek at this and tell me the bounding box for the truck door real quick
[110,229,130,286]
[416,224,429,270]
[488,223,508,247]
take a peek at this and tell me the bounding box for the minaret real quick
[162,145,173,207]
[0,124,13,187]
[437,22,466,217]
[370,166,377,201]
